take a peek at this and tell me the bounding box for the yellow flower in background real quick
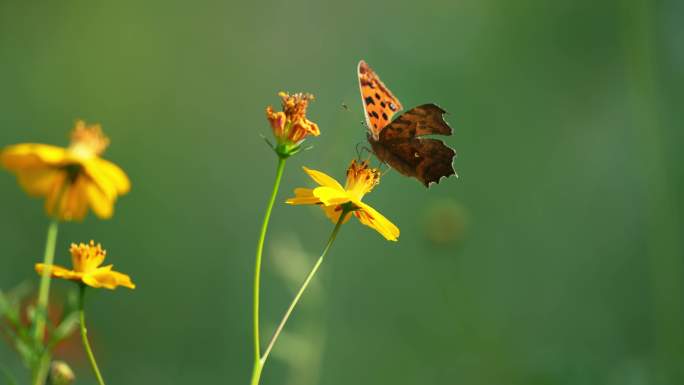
[286,160,400,241]
[1,120,130,221]
[35,241,135,290]
[266,92,320,157]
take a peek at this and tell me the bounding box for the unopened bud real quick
[50,361,75,385]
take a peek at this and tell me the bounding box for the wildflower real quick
[286,160,399,241]
[266,92,320,157]
[35,241,135,290]
[1,120,130,221]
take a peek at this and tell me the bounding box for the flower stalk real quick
[250,91,319,385]
[79,284,106,385]
[250,158,286,384]
[33,219,60,343]
[261,206,348,363]
[31,219,59,385]
[250,207,348,385]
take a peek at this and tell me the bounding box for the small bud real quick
[49,361,75,385]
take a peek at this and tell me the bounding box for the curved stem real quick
[79,285,106,385]
[31,219,59,385]
[260,209,348,370]
[250,158,286,385]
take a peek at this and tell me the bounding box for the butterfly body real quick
[358,60,457,187]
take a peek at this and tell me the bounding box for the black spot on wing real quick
[365,96,375,105]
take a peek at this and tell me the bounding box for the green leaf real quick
[14,337,37,367]
[47,312,79,349]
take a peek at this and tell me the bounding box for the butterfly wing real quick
[370,104,457,187]
[370,138,456,187]
[358,60,403,139]
[378,104,452,140]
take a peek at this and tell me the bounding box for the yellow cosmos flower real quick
[1,120,130,221]
[266,92,320,156]
[35,240,135,290]
[286,160,400,241]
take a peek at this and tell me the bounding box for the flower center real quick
[68,120,110,159]
[345,160,380,200]
[279,91,314,122]
[70,240,107,273]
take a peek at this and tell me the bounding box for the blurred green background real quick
[1,0,683,384]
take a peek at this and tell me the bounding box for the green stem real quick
[33,220,59,342]
[31,219,59,385]
[250,158,286,384]
[619,0,684,363]
[79,285,106,385]
[253,209,348,384]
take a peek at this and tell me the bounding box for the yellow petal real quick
[302,167,345,191]
[354,201,400,241]
[52,175,89,221]
[85,180,115,219]
[1,144,68,170]
[285,188,321,205]
[81,274,105,289]
[88,158,131,195]
[84,267,135,290]
[82,159,117,200]
[312,186,350,206]
[35,264,82,281]
[16,168,64,197]
[44,172,69,218]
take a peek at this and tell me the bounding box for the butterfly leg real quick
[355,142,374,161]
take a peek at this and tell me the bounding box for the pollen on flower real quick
[70,240,106,257]
[70,240,106,272]
[69,120,110,157]
[279,91,315,121]
[345,159,380,196]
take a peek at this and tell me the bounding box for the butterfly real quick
[357,60,457,187]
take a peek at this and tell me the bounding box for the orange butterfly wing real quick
[357,60,403,139]
[357,60,457,187]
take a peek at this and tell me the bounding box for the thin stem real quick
[249,158,286,385]
[261,209,348,367]
[33,219,59,342]
[79,285,106,385]
[31,219,59,385]
[619,0,684,363]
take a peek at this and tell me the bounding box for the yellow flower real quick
[1,120,130,221]
[35,240,135,290]
[286,160,400,241]
[266,92,320,156]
